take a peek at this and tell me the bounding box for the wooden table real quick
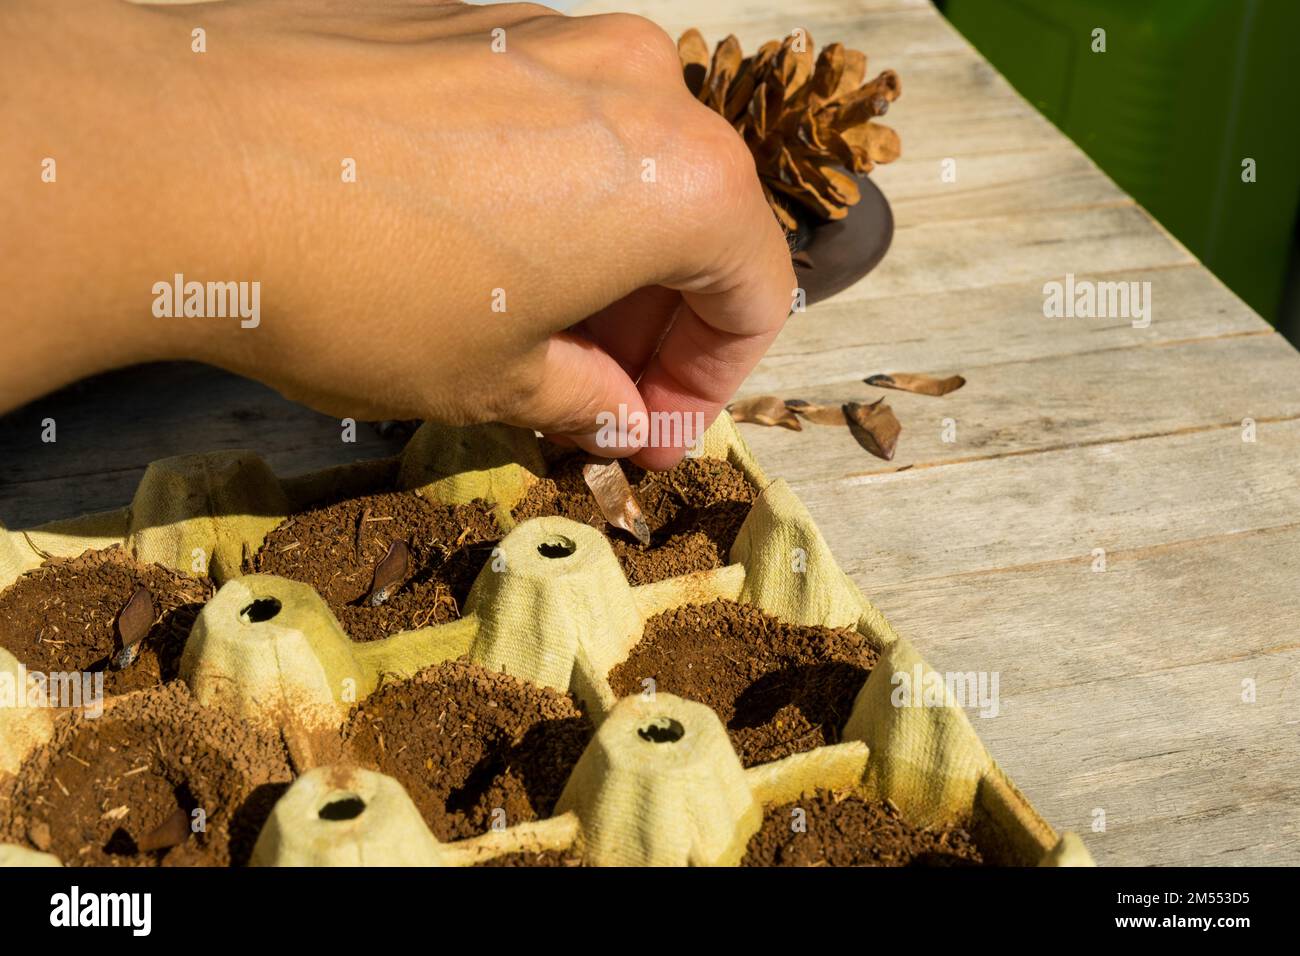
[3,0,1297,865]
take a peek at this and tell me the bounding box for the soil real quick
[742,789,984,867]
[0,546,212,698]
[0,682,293,867]
[342,659,592,842]
[250,492,502,642]
[608,599,876,766]
[512,454,756,585]
[475,848,583,867]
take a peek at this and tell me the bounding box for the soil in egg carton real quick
[1,657,590,865]
[252,453,756,642]
[608,599,877,767]
[742,789,984,866]
[250,494,502,643]
[0,681,293,867]
[511,453,757,586]
[342,659,593,843]
[0,546,213,698]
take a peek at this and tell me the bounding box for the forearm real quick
[0,1,793,465]
[0,0,258,411]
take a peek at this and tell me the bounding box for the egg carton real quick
[0,414,1092,867]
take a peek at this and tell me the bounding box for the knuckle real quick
[677,109,758,208]
[585,13,681,76]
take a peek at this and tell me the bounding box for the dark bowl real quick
[788,174,894,306]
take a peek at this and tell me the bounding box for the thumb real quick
[503,330,648,458]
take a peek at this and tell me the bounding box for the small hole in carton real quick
[239,597,282,624]
[318,794,366,821]
[637,717,685,744]
[537,536,576,559]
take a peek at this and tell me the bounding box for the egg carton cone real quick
[0,414,1093,867]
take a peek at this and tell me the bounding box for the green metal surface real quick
[945,0,1300,324]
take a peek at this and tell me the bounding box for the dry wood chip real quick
[366,540,410,607]
[864,372,966,396]
[784,399,848,426]
[112,585,154,670]
[728,395,803,430]
[844,398,901,460]
[582,458,652,546]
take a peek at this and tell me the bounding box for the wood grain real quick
[738,331,1300,482]
[870,523,1300,865]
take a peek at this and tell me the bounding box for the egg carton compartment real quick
[0,415,1092,867]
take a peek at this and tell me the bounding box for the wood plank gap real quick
[868,518,1300,594]
[790,413,1300,484]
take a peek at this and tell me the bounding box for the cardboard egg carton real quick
[0,415,1092,867]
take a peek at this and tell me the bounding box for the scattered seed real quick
[112,585,154,671]
[864,372,965,396]
[844,398,901,460]
[727,395,803,430]
[785,399,849,426]
[366,540,410,607]
[582,459,652,546]
[137,807,192,853]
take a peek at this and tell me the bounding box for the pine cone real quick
[678,29,901,231]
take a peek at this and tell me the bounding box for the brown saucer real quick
[789,174,894,306]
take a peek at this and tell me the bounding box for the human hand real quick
[1,0,796,469]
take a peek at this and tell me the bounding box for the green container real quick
[945,0,1300,324]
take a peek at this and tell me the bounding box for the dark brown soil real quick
[512,454,756,585]
[742,790,984,866]
[608,599,876,767]
[475,848,583,867]
[0,547,212,698]
[342,659,592,842]
[250,492,502,642]
[0,682,293,867]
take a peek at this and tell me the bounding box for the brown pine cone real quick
[678,29,901,230]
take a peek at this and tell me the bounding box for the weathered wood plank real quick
[867,523,1300,864]
[0,363,407,528]
[981,650,1300,866]
[872,145,1129,224]
[736,331,1299,482]
[759,263,1268,385]
[792,417,1300,587]
[839,204,1193,303]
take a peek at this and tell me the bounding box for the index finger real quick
[631,135,796,469]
